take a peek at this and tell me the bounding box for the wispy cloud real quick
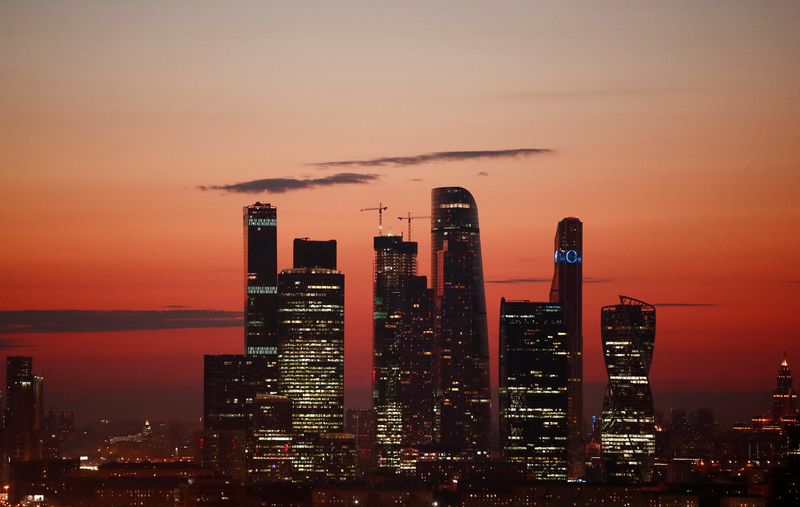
[785,280,800,284]
[653,303,719,308]
[477,171,490,177]
[0,310,243,334]
[499,87,699,101]
[200,173,379,194]
[487,277,550,284]
[311,148,551,168]
[487,276,613,285]
[584,277,613,284]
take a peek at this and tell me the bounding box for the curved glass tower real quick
[431,187,491,455]
[600,295,656,483]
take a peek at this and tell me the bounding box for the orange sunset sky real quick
[1,1,799,425]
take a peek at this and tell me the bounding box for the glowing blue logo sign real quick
[554,249,581,264]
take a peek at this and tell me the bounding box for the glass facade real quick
[431,187,491,456]
[549,217,584,479]
[499,300,568,480]
[600,296,657,483]
[278,265,345,478]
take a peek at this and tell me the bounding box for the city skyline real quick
[1,1,799,430]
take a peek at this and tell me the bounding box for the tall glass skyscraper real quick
[499,300,568,480]
[431,187,491,456]
[244,203,279,381]
[549,217,583,478]
[278,241,345,478]
[600,296,656,483]
[372,235,418,470]
[372,235,435,472]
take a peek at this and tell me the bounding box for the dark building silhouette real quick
[3,356,43,474]
[549,217,583,479]
[278,242,345,479]
[201,355,287,482]
[430,187,491,456]
[293,238,337,270]
[600,296,657,483]
[372,235,435,472]
[42,410,76,460]
[345,408,374,473]
[244,203,279,377]
[499,300,569,480]
[396,274,435,471]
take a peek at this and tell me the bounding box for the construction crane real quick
[360,202,388,235]
[397,212,431,241]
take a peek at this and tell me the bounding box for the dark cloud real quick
[652,303,719,308]
[0,310,243,334]
[477,171,490,176]
[311,148,551,168]
[487,277,550,284]
[0,339,27,350]
[200,173,379,194]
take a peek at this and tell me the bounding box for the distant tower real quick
[244,203,280,392]
[3,357,43,464]
[600,296,656,483]
[499,299,569,480]
[773,353,799,424]
[278,240,345,479]
[549,217,583,479]
[431,187,491,456]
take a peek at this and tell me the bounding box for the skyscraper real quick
[244,203,279,370]
[248,394,293,482]
[431,187,491,456]
[278,241,345,478]
[396,274,435,471]
[372,234,434,472]
[600,296,657,483]
[3,356,43,467]
[499,300,569,480]
[201,355,286,482]
[772,353,798,425]
[372,235,417,470]
[549,217,583,479]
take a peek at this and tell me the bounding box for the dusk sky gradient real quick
[1,1,799,425]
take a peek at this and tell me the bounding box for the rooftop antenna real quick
[397,212,431,241]
[360,202,388,235]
